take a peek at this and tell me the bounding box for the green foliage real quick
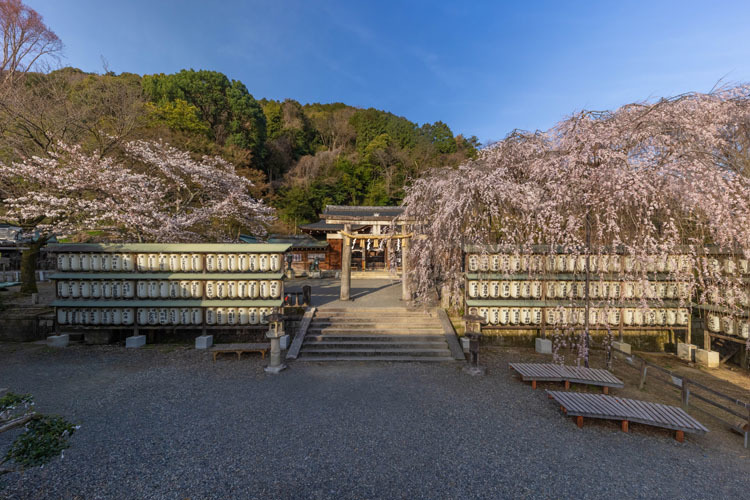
[142,69,266,169]
[350,108,419,152]
[3,65,478,232]
[0,392,32,413]
[146,99,210,135]
[276,185,319,224]
[4,415,77,468]
[421,121,458,154]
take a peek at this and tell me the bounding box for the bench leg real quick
[621,420,628,433]
[575,416,583,428]
[603,386,609,395]
[531,380,537,390]
[212,352,218,362]
[564,380,570,390]
[262,351,266,359]
[237,352,241,360]
[675,430,684,443]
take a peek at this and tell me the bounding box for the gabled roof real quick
[299,220,368,232]
[322,205,404,220]
[267,234,329,249]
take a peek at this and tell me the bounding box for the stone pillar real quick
[401,227,410,302]
[340,223,351,301]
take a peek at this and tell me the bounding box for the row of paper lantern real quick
[56,307,273,326]
[467,254,750,275]
[56,280,282,300]
[467,306,691,327]
[56,252,283,273]
[467,280,691,300]
[705,287,750,306]
[705,313,750,338]
[467,254,697,274]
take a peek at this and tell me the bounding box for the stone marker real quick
[612,341,631,360]
[195,335,213,349]
[535,337,552,354]
[47,334,69,348]
[695,348,719,368]
[677,343,696,362]
[461,337,470,352]
[612,341,631,355]
[126,335,146,348]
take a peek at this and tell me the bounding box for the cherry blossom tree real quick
[402,85,750,363]
[0,140,275,292]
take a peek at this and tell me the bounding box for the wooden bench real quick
[510,363,624,394]
[211,343,270,362]
[547,390,708,442]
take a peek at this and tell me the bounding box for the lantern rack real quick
[48,243,291,338]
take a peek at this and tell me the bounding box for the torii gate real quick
[338,223,413,302]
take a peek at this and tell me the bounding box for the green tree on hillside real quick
[142,69,266,170]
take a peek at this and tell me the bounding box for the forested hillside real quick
[1,66,478,230]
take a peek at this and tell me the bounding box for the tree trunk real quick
[20,237,47,295]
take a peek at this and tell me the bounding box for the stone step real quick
[307,329,444,336]
[311,321,440,327]
[316,308,433,314]
[299,348,452,356]
[305,337,447,344]
[304,340,447,349]
[313,315,438,321]
[295,356,455,362]
[304,334,447,342]
[311,316,439,322]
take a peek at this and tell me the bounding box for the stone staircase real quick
[296,307,457,362]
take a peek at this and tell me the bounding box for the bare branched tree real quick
[0,0,62,87]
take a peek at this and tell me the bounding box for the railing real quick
[613,347,750,448]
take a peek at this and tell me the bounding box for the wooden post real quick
[340,224,351,301]
[704,329,711,351]
[638,358,648,390]
[681,378,690,410]
[401,225,410,302]
[362,240,366,271]
[686,314,692,346]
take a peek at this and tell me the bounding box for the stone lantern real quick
[462,314,486,376]
[265,311,287,374]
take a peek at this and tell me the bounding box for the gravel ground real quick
[1,342,748,500]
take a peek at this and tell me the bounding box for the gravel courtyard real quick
[1,343,748,500]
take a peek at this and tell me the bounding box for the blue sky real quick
[27,0,750,144]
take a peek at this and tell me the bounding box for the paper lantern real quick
[191,254,203,271]
[259,254,270,272]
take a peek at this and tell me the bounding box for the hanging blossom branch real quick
[0,140,275,242]
[401,85,750,331]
